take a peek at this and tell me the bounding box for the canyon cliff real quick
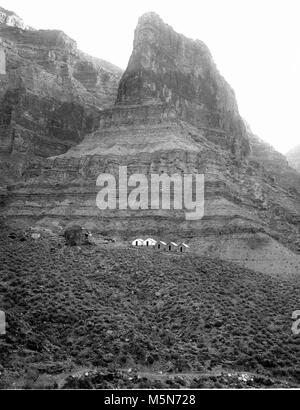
[1,11,299,277]
[0,9,122,183]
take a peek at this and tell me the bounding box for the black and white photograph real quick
[0,0,300,394]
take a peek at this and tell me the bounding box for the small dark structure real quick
[64,225,91,246]
[154,241,167,251]
[166,242,178,252]
[177,243,190,253]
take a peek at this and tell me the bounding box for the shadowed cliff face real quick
[286,145,300,173]
[0,21,123,182]
[117,12,250,158]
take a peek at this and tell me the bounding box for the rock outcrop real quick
[1,11,300,277]
[286,145,300,173]
[0,6,33,31]
[0,16,123,183]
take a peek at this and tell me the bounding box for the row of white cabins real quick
[131,238,190,253]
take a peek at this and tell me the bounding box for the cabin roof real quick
[168,242,178,246]
[180,243,190,248]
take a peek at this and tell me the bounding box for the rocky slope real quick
[0,15,123,183]
[286,145,300,173]
[1,11,300,277]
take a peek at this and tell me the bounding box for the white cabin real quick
[132,238,144,247]
[144,238,157,247]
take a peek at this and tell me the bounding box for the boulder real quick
[64,225,91,246]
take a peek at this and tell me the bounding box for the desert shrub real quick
[64,226,90,246]
[1,229,300,387]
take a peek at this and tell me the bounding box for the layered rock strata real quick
[0,18,122,183]
[1,11,300,277]
[117,12,249,159]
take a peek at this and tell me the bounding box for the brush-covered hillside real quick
[0,223,299,389]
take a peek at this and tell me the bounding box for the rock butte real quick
[0,10,300,277]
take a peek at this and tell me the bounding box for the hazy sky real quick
[1,0,299,154]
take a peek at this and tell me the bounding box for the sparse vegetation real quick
[0,224,299,389]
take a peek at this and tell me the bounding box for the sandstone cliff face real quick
[0,19,123,183]
[1,11,300,277]
[117,12,249,158]
[286,145,300,173]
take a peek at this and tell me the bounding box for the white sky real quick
[1,0,299,154]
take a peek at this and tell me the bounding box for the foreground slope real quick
[0,226,299,388]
